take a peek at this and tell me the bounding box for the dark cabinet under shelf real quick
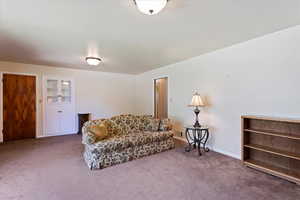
[242,115,300,184]
[78,113,91,134]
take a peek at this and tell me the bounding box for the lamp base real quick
[193,121,201,128]
[193,107,201,128]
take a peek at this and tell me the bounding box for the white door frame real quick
[0,72,39,143]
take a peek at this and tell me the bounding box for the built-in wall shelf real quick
[43,77,76,137]
[244,129,300,140]
[242,115,300,185]
[244,144,300,161]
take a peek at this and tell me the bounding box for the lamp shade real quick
[189,92,204,107]
[135,0,167,15]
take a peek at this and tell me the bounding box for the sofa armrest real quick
[82,119,106,145]
[82,131,97,145]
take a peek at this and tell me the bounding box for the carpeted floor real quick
[0,135,299,200]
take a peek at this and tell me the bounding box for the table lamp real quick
[189,92,204,127]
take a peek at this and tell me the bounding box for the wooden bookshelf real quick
[242,116,300,185]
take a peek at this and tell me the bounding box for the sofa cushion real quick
[92,131,173,154]
[134,131,173,144]
[93,135,131,153]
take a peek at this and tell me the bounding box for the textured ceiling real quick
[0,0,300,74]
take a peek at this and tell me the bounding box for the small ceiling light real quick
[85,57,102,66]
[134,0,168,15]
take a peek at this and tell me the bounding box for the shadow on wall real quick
[202,95,218,132]
[0,31,40,64]
[172,118,184,137]
[201,95,220,148]
[202,95,213,108]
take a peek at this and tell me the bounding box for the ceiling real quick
[0,0,300,74]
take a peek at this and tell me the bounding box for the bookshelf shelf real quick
[244,129,300,140]
[244,144,300,161]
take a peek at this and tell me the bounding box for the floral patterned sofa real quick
[82,114,175,169]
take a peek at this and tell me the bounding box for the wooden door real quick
[154,77,168,119]
[3,74,36,141]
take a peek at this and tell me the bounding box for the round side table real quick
[184,126,210,156]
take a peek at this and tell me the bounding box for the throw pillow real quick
[89,123,109,141]
[159,118,172,131]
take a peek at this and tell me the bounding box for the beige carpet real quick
[0,134,299,200]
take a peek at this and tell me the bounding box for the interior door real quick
[3,74,36,141]
[154,77,168,119]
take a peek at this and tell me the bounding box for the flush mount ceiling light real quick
[85,57,102,66]
[134,0,168,15]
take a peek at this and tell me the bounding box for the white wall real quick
[0,61,136,142]
[135,25,300,159]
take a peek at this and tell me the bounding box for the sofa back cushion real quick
[82,115,172,144]
[159,118,172,131]
[138,115,160,131]
[110,114,137,135]
[146,118,160,131]
[109,115,161,133]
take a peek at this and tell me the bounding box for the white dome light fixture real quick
[85,57,102,66]
[134,0,168,15]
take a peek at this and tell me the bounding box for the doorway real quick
[154,77,168,119]
[3,74,36,142]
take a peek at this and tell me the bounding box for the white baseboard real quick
[211,147,241,160]
[37,132,77,138]
[174,136,186,142]
[0,133,76,143]
[173,136,241,160]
